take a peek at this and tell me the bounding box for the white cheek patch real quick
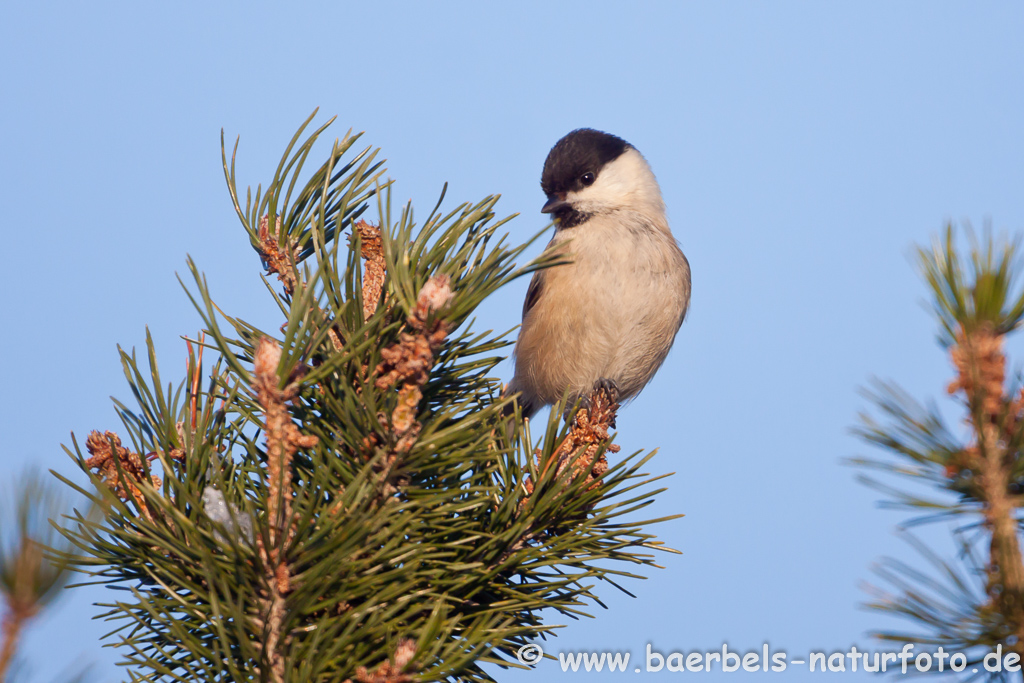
[565,149,663,215]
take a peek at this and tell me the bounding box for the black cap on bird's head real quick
[540,129,631,217]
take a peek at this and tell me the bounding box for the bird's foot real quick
[580,378,620,429]
[593,378,620,405]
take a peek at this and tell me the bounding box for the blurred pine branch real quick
[0,470,83,683]
[853,224,1024,677]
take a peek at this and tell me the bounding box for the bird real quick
[506,128,691,419]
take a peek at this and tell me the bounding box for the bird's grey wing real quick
[522,270,544,320]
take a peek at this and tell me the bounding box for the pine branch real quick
[0,471,84,683]
[54,114,677,683]
[853,224,1024,673]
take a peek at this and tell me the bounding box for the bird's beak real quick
[541,195,568,214]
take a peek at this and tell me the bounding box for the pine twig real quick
[0,577,34,683]
[253,338,318,683]
[948,323,1024,653]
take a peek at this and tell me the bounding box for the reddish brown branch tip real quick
[523,385,620,500]
[257,215,299,295]
[352,220,387,321]
[252,338,320,683]
[84,431,167,508]
[0,541,46,681]
[948,323,1005,424]
[373,275,453,453]
[345,638,417,683]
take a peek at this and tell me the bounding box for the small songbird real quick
[507,128,691,418]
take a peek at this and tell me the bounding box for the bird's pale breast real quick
[514,213,689,406]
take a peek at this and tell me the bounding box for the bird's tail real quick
[502,379,538,420]
[499,380,537,445]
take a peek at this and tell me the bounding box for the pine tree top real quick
[54,113,679,683]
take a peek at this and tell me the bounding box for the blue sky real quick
[2,2,1023,681]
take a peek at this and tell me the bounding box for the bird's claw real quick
[593,378,620,405]
[577,378,620,428]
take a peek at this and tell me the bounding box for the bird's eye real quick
[581,172,595,186]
